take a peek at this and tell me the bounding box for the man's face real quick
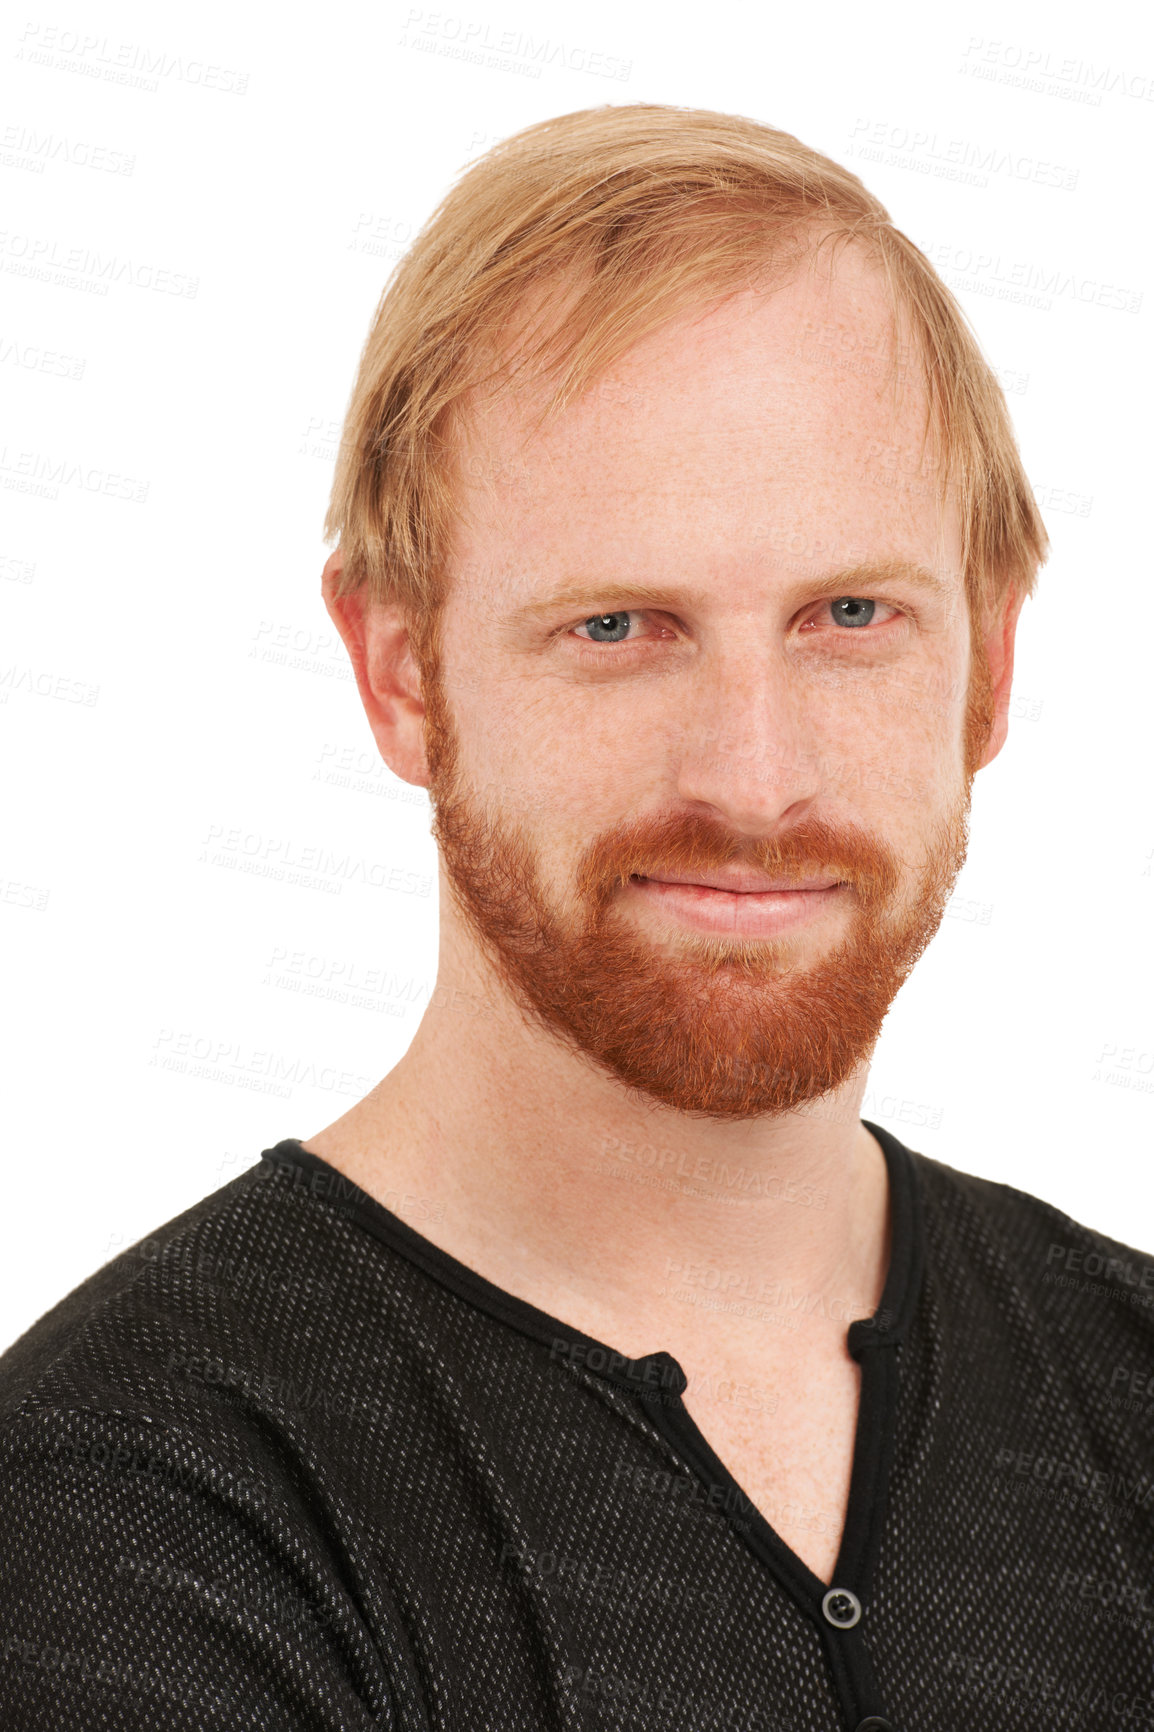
[412,244,989,1121]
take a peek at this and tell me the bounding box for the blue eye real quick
[831,597,875,627]
[579,612,634,643]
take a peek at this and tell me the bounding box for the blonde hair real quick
[324,103,1047,663]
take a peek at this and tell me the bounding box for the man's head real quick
[321,105,1046,1122]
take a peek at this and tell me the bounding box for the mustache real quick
[576,809,902,913]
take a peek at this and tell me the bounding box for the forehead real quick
[447,241,960,593]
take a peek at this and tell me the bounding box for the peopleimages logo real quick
[397,9,632,81]
[0,229,197,296]
[0,445,148,500]
[0,121,135,176]
[847,118,1079,190]
[993,1446,1154,1509]
[1044,1241,1154,1291]
[924,243,1142,315]
[942,1650,1154,1721]
[15,22,250,95]
[1057,1566,1154,1619]
[960,36,1154,104]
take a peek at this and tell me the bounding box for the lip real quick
[626,875,847,937]
[632,872,844,894]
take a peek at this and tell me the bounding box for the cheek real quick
[813,659,968,814]
[452,685,588,832]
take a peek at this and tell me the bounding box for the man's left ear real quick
[977,586,1028,769]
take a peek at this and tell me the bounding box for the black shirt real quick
[2,1122,1154,1730]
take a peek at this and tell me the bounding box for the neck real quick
[302,941,893,1368]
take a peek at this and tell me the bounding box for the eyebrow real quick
[507,562,956,626]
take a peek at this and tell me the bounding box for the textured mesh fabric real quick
[2,1120,1154,1730]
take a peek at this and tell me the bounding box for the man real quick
[1,104,1151,1732]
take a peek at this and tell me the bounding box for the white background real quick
[2,0,1152,1353]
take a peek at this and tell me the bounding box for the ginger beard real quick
[413,614,995,1122]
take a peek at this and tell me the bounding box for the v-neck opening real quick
[259,1119,922,1724]
[635,1119,922,1597]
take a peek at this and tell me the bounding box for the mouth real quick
[626,873,848,937]
[630,872,845,894]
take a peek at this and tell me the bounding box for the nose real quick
[670,646,825,836]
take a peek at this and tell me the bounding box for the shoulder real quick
[3,1160,295,1417]
[1,1164,250,1413]
[0,1151,382,1424]
[909,1146,1154,1353]
[0,1155,409,1727]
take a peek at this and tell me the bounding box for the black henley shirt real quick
[2,1120,1154,1730]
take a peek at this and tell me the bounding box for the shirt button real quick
[854,1720,896,1732]
[821,1586,862,1628]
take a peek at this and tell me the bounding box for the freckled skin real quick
[443,274,970,904]
[307,239,1024,1584]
